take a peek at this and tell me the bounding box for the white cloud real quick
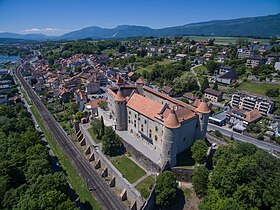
[21,27,68,36]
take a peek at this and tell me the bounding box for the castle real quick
[107,78,211,168]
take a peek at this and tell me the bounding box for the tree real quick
[155,171,178,207]
[118,45,126,53]
[102,127,122,156]
[270,36,278,45]
[201,77,210,93]
[91,118,103,140]
[213,81,218,90]
[98,101,107,110]
[191,140,208,164]
[265,88,279,97]
[236,37,249,46]
[100,116,105,137]
[205,60,220,75]
[74,111,83,121]
[173,72,199,95]
[192,166,209,197]
[25,159,51,184]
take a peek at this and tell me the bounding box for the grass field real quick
[234,81,280,95]
[188,36,270,45]
[135,176,155,199]
[88,127,102,144]
[20,87,101,210]
[110,155,146,183]
[136,58,172,74]
[193,65,208,75]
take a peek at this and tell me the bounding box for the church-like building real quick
[107,78,211,168]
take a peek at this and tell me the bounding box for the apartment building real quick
[230,91,275,115]
[246,56,267,68]
[237,48,253,59]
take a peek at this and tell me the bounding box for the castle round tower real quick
[196,100,211,139]
[135,77,144,95]
[114,87,127,131]
[161,107,180,169]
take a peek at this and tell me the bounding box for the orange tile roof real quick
[244,110,262,123]
[163,108,180,128]
[196,101,211,114]
[143,86,196,111]
[47,77,57,83]
[127,93,163,120]
[136,77,144,84]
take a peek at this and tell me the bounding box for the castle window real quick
[129,111,131,115]
[138,117,140,120]
[145,120,147,124]
[135,114,137,118]
[155,135,158,141]
[168,150,170,155]
[130,129,133,133]
[155,126,158,132]
[128,120,130,124]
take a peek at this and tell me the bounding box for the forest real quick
[0,103,77,209]
[192,142,280,210]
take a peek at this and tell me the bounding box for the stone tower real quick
[135,78,144,95]
[196,100,211,139]
[114,87,127,131]
[161,107,180,169]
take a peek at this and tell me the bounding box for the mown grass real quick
[110,155,146,183]
[135,176,155,199]
[21,87,102,210]
[234,81,280,95]
[136,58,172,74]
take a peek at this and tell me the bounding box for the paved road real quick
[15,65,127,210]
[208,123,280,153]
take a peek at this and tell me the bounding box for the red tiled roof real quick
[127,93,163,120]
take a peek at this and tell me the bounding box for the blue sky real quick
[0,0,279,35]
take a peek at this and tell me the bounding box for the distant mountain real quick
[1,13,280,41]
[0,32,53,40]
[60,25,154,39]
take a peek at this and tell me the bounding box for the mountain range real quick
[1,13,280,41]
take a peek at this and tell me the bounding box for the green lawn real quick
[19,87,101,210]
[88,127,102,144]
[193,65,208,75]
[135,176,155,199]
[234,81,280,95]
[136,58,172,74]
[110,155,146,183]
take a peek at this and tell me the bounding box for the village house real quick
[204,88,223,102]
[227,109,262,132]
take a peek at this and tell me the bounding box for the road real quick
[208,124,280,153]
[15,64,127,210]
[190,64,202,89]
